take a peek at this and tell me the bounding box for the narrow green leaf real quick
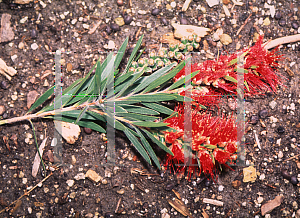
[116,113,158,121]
[121,105,159,115]
[114,37,128,69]
[203,144,217,149]
[132,121,168,127]
[110,100,141,105]
[134,47,145,62]
[75,105,89,124]
[134,127,161,169]
[244,80,250,92]
[143,61,185,93]
[134,63,176,94]
[115,71,133,86]
[235,68,248,74]
[124,128,151,164]
[142,129,173,155]
[124,35,144,75]
[167,70,200,91]
[94,62,102,98]
[224,75,237,83]
[115,69,145,98]
[142,103,175,115]
[126,93,176,102]
[228,50,249,66]
[27,86,54,114]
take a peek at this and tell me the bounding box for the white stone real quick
[60,14,65,20]
[269,100,277,109]
[218,185,224,192]
[20,16,28,24]
[206,0,219,7]
[278,150,283,159]
[31,43,39,50]
[170,1,176,8]
[83,24,89,29]
[39,1,46,8]
[104,40,115,50]
[71,19,77,25]
[66,179,75,187]
[11,54,18,62]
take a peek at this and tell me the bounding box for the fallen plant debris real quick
[261,195,284,216]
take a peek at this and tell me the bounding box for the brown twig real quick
[115,198,122,213]
[135,27,143,41]
[0,172,53,214]
[236,13,252,36]
[263,34,300,50]
[283,153,300,162]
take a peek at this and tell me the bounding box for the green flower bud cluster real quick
[129,34,202,74]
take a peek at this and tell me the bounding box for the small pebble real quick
[259,109,269,119]
[292,22,299,30]
[151,8,160,16]
[0,81,9,89]
[84,127,92,134]
[249,115,259,125]
[161,17,169,26]
[281,170,291,180]
[110,23,120,31]
[269,100,277,109]
[218,185,224,192]
[30,29,38,38]
[117,188,125,194]
[124,15,133,25]
[165,183,175,191]
[291,176,298,185]
[277,126,285,134]
[105,212,113,218]
[274,11,282,20]
[0,105,5,115]
[31,43,38,50]
[116,0,123,6]
[278,19,286,27]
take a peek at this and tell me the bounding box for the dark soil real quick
[0,0,300,217]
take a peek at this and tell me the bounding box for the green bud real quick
[179,43,185,50]
[168,51,175,59]
[188,35,194,43]
[131,61,138,68]
[181,36,188,44]
[138,58,145,67]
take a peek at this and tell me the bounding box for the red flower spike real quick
[198,150,215,179]
[174,35,284,102]
[163,104,239,179]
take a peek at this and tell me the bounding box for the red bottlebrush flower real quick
[163,104,239,179]
[198,150,215,178]
[213,148,232,165]
[174,35,284,100]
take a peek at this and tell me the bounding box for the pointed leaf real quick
[121,105,159,115]
[134,63,176,94]
[132,121,168,127]
[116,113,158,121]
[142,129,173,155]
[224,75,237,83]
[142,103,175,115]
[126,93,176,102]
[27,86,54,114]
[143,61,185,93]
[134,127,161,169]
[124,128,151,164]
[123,35,144,75]
[167,70,200,91]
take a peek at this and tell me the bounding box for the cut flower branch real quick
[0,33,290,179]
